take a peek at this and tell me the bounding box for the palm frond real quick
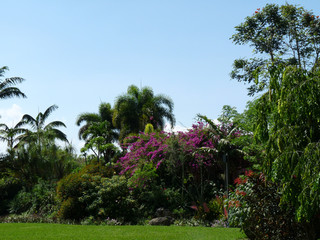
[0,87,26,99]
[45,121,67,129]
[197,114,221,134]
[50,129,68,143]
[76,113,101,126]
[42,105,58,123]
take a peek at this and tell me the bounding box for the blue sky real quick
[1,0,319,153]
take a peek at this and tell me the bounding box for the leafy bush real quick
[57,169,96,220]
[86,175,137,223]
[0,176,22,214]
[228,172,308,240]
[8,188,32,214]
[57,165,137,223]
[8,179,56,215]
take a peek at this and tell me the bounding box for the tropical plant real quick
[232,3,320,238]
[17,104,68,146]
[228,172,309,240]
[76,103,118,163]
[113,85,175,141]
[76,103,116,141]
[231,3,320,96]
[0,66,26,100]
[0,122,25,150]
[197,109,249,191]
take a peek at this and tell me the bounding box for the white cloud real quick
[0,104,23,127]
[164,124,189,133]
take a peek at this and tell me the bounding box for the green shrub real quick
[87,175,137,223]
[8,179,56,215]
[57,165,136,222]
[8,188,32,214]
[0,176,22,214]
[56,172,95,220]
[57,197,84,220]
[228,172,308,240]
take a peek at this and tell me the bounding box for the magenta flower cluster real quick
[117,122,219,181]
[118,131,169,176]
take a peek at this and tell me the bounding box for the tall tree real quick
[231,3,320,96]
[17,105,68,146]
[232,3,320,231]
[0,66,26,99]
[113,85,175,141]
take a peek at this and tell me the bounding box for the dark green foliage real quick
[232,4,320,233]
[113,85,175,142]
[8,179,56,216]
[0,66,26,100]
[231,3,320,95]
[8,144,79,185]
[57,163,137,222]
[77,103,119,163]
[228,173,309,240]
[86,175,137,222]
[0,176,22,215]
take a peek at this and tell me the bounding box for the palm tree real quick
[0,122,25,150]
[76,103,118,162]
[76,102,116,141]
[17,105,68,146]
[113,85,175,141]
[0,66,26,99]
[197,113,249,197]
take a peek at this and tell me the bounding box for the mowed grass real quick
[0,223,246,240]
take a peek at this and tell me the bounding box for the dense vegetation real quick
[1,3,320,240]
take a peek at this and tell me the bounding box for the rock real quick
[149,216,173,226]
[155,208,171,217]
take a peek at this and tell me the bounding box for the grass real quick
[0,223,246,240]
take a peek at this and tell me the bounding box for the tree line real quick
[1,3,320,239]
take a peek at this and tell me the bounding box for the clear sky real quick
[1,0,319,154]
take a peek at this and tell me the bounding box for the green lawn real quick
[0,223,246,240]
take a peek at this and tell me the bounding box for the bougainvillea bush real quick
[117,122,247,220]
[118,122,221,189]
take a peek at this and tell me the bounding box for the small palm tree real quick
[76,102,117,141]
[76,103,118,162]
[0,66,26,100]
[0,122,25,150]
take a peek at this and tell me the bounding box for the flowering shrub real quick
[117,121,247,221]
[118,123,219,188]
[227,171,308,240]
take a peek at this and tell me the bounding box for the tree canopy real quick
[0,66,26,100]
[231,3,320,95]
[113,85,175,141]
[232,3,320,222]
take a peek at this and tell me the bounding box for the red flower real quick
[240,191,247,197]
[203,202,210,213]
[223,207,228,218]
[255,11,258,14]
[234,177,240,185]
[190,205,198,211]
[245,170,254,177]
